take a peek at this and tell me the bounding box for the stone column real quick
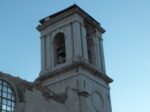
[40,35,47,71]
[46,33,51,69]
[93,36,99,67]
[99,37,106,73]
[65,25,73,63]
[95,35,102,70]
[72,21,82,59]
[81,24,88,61]
[51,31,55,69]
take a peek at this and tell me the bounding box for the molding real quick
[38,72,110,90]
[38,13,83,33]
[36,58,113,84]
[37,5,105,33]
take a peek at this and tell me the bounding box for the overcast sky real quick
[0,0,150,112]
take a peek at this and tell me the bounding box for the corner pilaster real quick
[72,21,82,58]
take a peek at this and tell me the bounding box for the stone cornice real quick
[35,59,113,84]
[37,4,105,33]
[37,9,75,31]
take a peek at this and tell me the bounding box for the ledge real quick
[35,59,113,84]
[37,4,105,33]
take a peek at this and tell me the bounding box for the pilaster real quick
[72,21,82,58]
[95,35,102,70]
[65,25,73,63]
[80,24,88,61]
[94,36,99,67]
[46,33,52,69]
[40,36,47,71]
[99,37,106,73]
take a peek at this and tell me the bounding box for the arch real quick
[86,26,96,65]
[0,79,16,112]
[53,32,66,65]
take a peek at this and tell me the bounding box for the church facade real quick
[0,5,113,112]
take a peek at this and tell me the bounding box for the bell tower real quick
[36,4,113,112]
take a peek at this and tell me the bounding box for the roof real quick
[37,4,105,33]
[39,4,99,25]
[0,71,30,83]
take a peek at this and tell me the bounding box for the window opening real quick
[0,79,16,112]
[86,26,96,65]
[54,33,66,65]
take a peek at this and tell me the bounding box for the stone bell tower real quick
[36,4,113,112]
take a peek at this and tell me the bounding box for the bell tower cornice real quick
[36,58,113,84]
[37,4,105,34]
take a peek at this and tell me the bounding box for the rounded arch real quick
[53,32,66,65]
[0,78,16,112]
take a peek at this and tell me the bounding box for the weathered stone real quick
[0,4,113,112]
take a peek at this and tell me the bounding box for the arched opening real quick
[86,26,96,65]
[53,33,66,65]
[0,79,16,112]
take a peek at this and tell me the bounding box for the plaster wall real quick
[23,89,66,112]
[40,69,111,112]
